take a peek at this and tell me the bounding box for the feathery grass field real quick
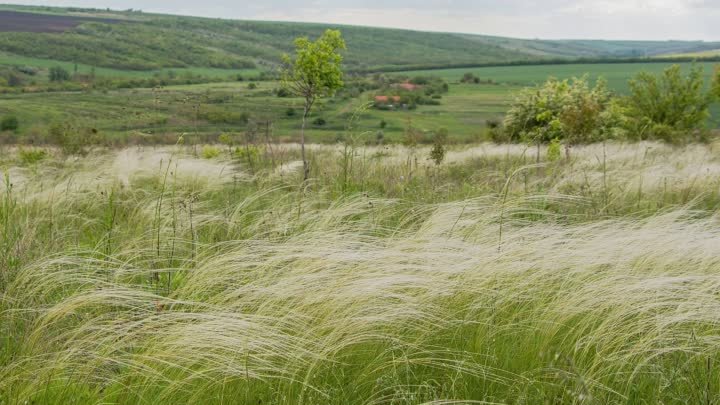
[1,141,720,404]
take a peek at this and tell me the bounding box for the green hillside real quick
[1,5,720,73]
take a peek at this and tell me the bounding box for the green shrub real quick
[234,145,260,165]
[486,119,508,143]
[6,73,23,87]
[622,64,718,141]
[375,130,385,144]
[489,126,509,143]
[218,133,233,147]
[504,76,613,145]
[429,128,448,165]
[1,115,19,132]
[18,148,47,165]
[547,138,562,162]
[461,72,479,83]
[597,99,629,141]
[202,145,220,159]
[312,117,327,126]
[49,66,71,82]
[49,122,98,155]
[486,118,501,130]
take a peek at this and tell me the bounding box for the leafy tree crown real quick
[281,29,346,105]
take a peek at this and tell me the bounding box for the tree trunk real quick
[565,144,571,162]
[264,120,275,168]
[301,104,309,181]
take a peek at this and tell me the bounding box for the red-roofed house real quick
[374,95,401,104]
[393,82,421,91]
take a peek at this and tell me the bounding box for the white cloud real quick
[559,0,706,15]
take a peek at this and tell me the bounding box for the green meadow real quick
[1,61,718,145]
[0,51,259,80]
[397,61,720,91]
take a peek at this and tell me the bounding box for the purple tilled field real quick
[0,10,119,33]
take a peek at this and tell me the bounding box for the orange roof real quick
[375,95,401,103]
[395,82,420,91]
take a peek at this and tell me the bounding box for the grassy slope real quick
[0,7,532,72]
[1,5,720,73]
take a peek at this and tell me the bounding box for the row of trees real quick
[0,64,275,94]
[502,65,720,147]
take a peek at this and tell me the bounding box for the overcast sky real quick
[11,0,720,41]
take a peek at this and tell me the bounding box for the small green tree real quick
[546,138,562,162]
[49,122,98,155]
[49,66,70,82]
[429,128,448,165]
[282,29,346,181]
[461,72,480,84]
[402,117,421,148]
[1,116,19,132]
[218,133,233,153]
[623,64,718,141]
[6,73,23,87]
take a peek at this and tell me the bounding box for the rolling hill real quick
[1,4,720,73]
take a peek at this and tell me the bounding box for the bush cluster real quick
[501,64,720,145]
[1,115,19,132]
[373,76,449,110]
[460,72,496,85]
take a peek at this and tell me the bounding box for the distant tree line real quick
[355,56,720,75]
[0,64,272,94]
